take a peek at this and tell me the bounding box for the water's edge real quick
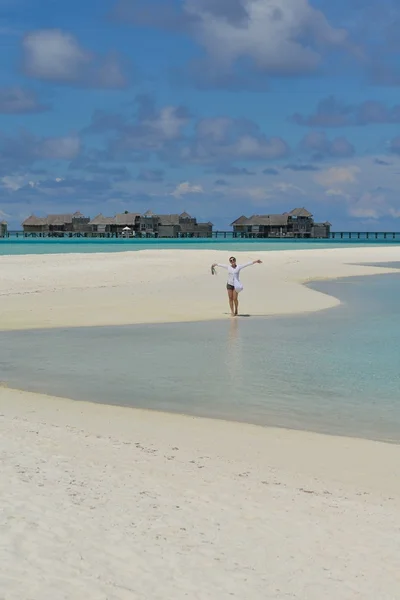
[2,383,397,447]
[1,267,399,444]
[0,261,396,333]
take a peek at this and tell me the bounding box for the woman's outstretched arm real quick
[212,263,228,269]
[237,260,262,271]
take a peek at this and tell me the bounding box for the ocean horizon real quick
[2,236,400,255]
[1,269,399,443]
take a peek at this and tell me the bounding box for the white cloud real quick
[185,0,349,75]
[1,173,66,192]
[38,135,81,160]
[23,30,90,81]
[325,188,346,196]
[145,106,189,140]
[0,131,81,174]
[196,117,232,142]
[348,192,385,219]
[315,166,360,187]
[233,135,288,160]
[182,116,289,163]
[2,174,28,191]
[170,181,204,198]
[348,192,400,220]
[22,29,127,88]
[1,174,40,191]
[241,187,270,200]
[273,182,306,195]
[325,188,351,200]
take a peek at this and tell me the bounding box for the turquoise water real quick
[1,271,400,442]
[1,237,400,255]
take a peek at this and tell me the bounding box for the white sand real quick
[0,245,399,330]
[1,387,399,600]
[1,246,400,598]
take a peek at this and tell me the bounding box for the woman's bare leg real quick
[227,289,235,316]
[233,291,239,316]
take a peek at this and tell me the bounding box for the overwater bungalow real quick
[21,211,213,238]
[231,208,331,238]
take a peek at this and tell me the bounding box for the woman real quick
[211,257,262,317]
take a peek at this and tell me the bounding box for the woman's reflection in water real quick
[226,317,243,393]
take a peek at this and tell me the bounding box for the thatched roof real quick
[115,213,140,225]
[313,221,331,229]
[232,209,314,227]
[23,212,89,227]
[0,220,7,225]
[46,214,74,225]
[196,222,213,228]
[89,214,116,226]
[288,207,313,218]
[231,215,249,226]
[22,215,47,226]
[158,214,180,226]
[246,214,289,227]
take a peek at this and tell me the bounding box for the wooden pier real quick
[2,231,400,240]
[330,232,400,240]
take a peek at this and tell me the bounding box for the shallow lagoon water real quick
[1,237,400,255]
[1,273,400,442]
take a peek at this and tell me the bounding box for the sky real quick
[1,0,400,230]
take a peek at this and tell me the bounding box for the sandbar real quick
[0,246,399,330]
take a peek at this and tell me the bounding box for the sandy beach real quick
[1,245,400,599]
[0,245,399,330]
[1,387,400,600]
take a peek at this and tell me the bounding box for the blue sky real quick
[1,0,400,229]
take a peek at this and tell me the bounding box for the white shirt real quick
[217,262,253,286]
